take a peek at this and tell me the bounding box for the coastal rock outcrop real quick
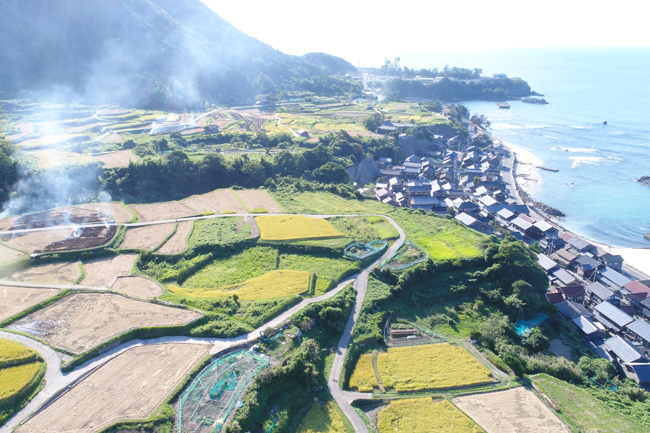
[521,97,549,105]
[635,176,650,186]
[518,188,566,218]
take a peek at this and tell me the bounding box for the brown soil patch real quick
[8,292,202,353]
[111,276,163,299]
[453,387,570,433]
[10,262,81,285]
[549,338,573,361]
[0,244,25,265]
[234,190,283,213]
[119,224,175,251]
[181,195,217,213]
[180,128,204,136]
[95,150,138,168]
[201,189,246,213]
[81,254,137,287]
[156,221,193,255]
[346,130,385,139]
[76,202,134,223]
[0,286,62,322]
[129,202,196,222]
[102,133,121,144]
[37,225,117,253]
[1,229,76,254]
[0,207,108,231]
[16,343,209,433]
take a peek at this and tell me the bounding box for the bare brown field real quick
[111,276,163,299]
[201,189,246,213]
[346,130,385,139]
[8,293,202,353]
[119,224,175,251]
[76,202,134,223]
[453,387,570,433]
[18,134,85,149]
[156,221,193,255]
[81,254,137,287]
[98,108,130,116]
[94,150,138,168]
[180,128,204,136]
[0,206,107,231]
[234,190,283,213]
[129,202,196,222]
[0,244,25,265]
[1,229,75,254]
[102,133,121,143]
[0,286,61,322]
[181,195,217,213]
[10,262,81,285]
[16,343,209,433]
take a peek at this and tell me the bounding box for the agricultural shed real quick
[572,315,604,340]
[625,319,650,348]
[604,335,647,365]
[594,302,633,332]
[537,253,559,273]
[557,300,592,320]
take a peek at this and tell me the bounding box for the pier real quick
[537,166,559,172]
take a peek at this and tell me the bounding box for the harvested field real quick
[102,133,121,143]
[37,225,117,253]
[15,343,209,433]
[453,387,570,433]
[156,221,193,255]
[349,354,378,392]
[0,244,25,265]
[8,293,202,353]
[256,215,343,241]
[18,134,86,149]
[119,223,175,251]
[98,108,130,116]
[201,189,247,213]
[180,128,204,136]
[181,195,217,213]
[111,276,163,299]
[76,202,134,223]
[296,401,346,433]
[94,150,138,168]
[375,343,493,392]
[0,207,107,231]
[66,121,108,133]
[129,202,195,222]
[33,150,96,169]
[10,261,81,285]
[0,286,61,322]
[2,229,76,254]
[81,254,137,287]
[171,269,309,300]
[378,399,482,433]
[234,190,283,213]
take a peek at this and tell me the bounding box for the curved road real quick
[0,213,406,432]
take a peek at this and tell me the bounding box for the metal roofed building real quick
[455,212,481,230]
[572,315,604,340]
[626,319,650,349]
[567,236,595,254]
[599,267,632,290]
[585,281,615,307]
[626,363,650,385]
[603,335,648,375]
[557,300,593,320]
[623,280,650,302]
[594,301,634,332]
[552,269,579,287]
[537,254,559,273]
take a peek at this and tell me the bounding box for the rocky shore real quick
[635,176,650,186]
[517,187,566,218]
[521,97,549,105]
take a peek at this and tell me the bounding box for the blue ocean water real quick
[404,48,650,248]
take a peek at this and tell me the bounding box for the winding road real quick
[0,213,406,432]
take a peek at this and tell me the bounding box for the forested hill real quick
[385,77,535,101]
[0,0,357,109]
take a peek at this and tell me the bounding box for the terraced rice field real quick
[181,195,217,213]
[0,362,42,401]
[94,150,138,168]
[234,190,283,213]
[453,387,570,433]
[129,202,195,222]
[348,353,378,392]
[0,338,37,364]
[81,254,137,287]
[76,202,134,223]
[156,221,193,255]
[15,343,209,433]
[111,276,163,299]
[0,286,62,322]
[18,134,86,149]
[10,261,81,285]
[2,229,76,254]
[256,215,343,241]
[33,151,96,169]
[8,292,202,353]
[201,189,247,213]
[119,223,175,251]
[378,399,482,433]
[296,401,346,433]
[0,244,25,265]
[171,270,309,300]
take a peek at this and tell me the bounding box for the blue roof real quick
[595,302,633,328]
[629,363,650,383]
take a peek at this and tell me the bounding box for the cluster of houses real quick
[537,235,650,385]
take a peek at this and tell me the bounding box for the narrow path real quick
[0,280,107,291]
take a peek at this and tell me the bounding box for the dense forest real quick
[384,76,535,100]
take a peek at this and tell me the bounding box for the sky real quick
[202,0,649,68]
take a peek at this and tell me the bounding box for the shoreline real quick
[498,140,650,279]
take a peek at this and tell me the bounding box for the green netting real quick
[343,240,388,260]
[380,239,428,271]
[178,350,269,433]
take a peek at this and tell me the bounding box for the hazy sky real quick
[202,0,648,67]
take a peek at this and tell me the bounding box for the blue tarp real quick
[514,313,549,336]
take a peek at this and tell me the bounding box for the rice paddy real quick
[0,362,42,401]
[256,215,343,241]
[296,401,347,433]
[0,339,37,365]
[377,399,482,433]
[348,354,377,392]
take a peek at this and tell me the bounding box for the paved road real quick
[0,213,406,432]
[0,280,107,291]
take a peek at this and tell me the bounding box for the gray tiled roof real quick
[626,319,650,343]
[604,335,646,364]
[586,282,614,300]
[595,302,633,328]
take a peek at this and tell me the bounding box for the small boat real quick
[498,103,510,109]
[603,121,607,125]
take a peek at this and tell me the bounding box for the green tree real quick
[313,162,349,184]
[0,139,18,204]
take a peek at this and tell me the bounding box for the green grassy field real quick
[532,373,647,433]
[187,217,251,250]
[328,216,399,241]
[279,253,359,295]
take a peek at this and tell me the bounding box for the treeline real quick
[0,139,17,204]
[362,65,483,80]
[385,77,534,100]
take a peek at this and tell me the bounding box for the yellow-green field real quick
[378,399,483,433]
[170,270,309,300]
[0,339,36,364]
[33,150,96,169]
[0,362,41,400]
[256,215,343,241]
[352,343,493,392]
[348,354,378,392]
[296,401,347,433]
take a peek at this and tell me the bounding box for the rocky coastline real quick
[521,97,549,105]
[517,187,566,218]
[635,176,650,186]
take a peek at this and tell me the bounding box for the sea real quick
[403,47,650,248]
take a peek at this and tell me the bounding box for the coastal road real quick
[0,213,407,433]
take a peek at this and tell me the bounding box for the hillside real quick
[0,0,356,108]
